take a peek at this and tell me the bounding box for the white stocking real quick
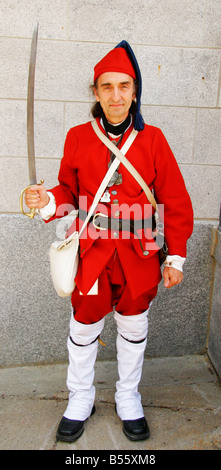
[114,309,149,420]
[64,314,105,420]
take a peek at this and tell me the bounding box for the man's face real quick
[94,72,136,124]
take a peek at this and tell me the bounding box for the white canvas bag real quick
[49,123,138,297]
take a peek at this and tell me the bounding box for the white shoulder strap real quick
[91,119,157,211]
[79,121,139,237]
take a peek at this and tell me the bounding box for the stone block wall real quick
[0,0,220,366]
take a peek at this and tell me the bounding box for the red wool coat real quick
[47,118,193,299]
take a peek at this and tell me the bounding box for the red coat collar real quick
[95,117,134,148]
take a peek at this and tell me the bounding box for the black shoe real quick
[56,405,96,442]
[122,416,150,441]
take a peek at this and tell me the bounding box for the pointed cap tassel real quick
[115,40,145,131]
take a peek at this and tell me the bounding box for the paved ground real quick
[0,355,220,451]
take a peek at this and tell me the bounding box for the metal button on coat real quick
[143,250,149,256]
[113,232,118,238]
[113,199,119,205]
[115,211,120,217]
[111,190,117,195]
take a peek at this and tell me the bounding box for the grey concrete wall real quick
[0,216,215,365]
[208,229,221,377]
[0,1,220,366]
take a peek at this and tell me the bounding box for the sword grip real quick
[19,180,44,219]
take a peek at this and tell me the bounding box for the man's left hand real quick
[163,267,183,288]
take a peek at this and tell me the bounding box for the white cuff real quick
[37,192,56,220]
[164,255,186,272]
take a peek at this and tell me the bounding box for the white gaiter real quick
[64,314,105,420]
[114,309,149,420]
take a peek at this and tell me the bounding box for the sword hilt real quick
[19,179,44,219]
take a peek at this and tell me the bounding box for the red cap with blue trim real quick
[94,41,144,131]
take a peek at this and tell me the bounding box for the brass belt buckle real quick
[92,212,108,231]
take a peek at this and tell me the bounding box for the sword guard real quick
[19,179,44,219]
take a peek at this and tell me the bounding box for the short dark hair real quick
[89,79,138,118]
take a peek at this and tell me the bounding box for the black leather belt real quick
[78,209,156,234]
[78,210,165,258]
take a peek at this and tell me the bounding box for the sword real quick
[20,23,44,219]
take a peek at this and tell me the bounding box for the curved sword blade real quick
[27,23,38,185]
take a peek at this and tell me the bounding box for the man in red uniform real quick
[25,41,193,442]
